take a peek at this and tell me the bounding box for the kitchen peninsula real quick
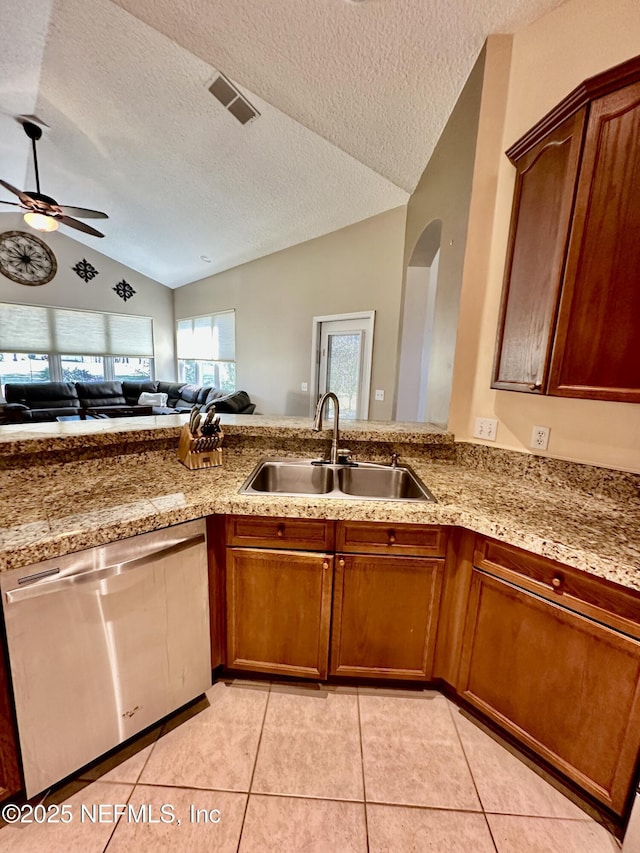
[0,413,637,587]
[0,414,639,821]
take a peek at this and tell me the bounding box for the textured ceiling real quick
[0,0,566,287]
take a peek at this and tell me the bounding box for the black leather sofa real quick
[2,380,255,423]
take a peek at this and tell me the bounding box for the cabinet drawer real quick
[474,537,640,639]
[226,515,334,551]
[336,521,446,557]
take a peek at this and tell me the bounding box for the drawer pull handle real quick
[551,576,563,592]
[277,525,285,538]
[388,531,396,545]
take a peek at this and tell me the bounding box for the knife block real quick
[177,423,223,470]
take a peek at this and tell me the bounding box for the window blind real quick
[177,311,235,361]
[0,303,153,357]
[54,309,106,355]
[107,314,154,357]
[0,304,51,351]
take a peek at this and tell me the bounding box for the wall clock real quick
[0,230,57,286]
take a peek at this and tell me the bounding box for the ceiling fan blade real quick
[0,179,23,197]
[56,215,105,238]
[0,199,23,208]
[56,205,108,219]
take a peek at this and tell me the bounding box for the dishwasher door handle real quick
[5,534,206,604]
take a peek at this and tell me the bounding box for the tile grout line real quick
[484,811,609,822]
[103,724,164,851]
[445,698,500,853]
[101,780,137,852]
[235,680,272,853]
[356,689,370,853]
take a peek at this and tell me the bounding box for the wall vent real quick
[208,74,260,125]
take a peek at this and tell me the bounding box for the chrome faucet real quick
[312,392,341,464]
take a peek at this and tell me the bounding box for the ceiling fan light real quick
[24,212,58,232]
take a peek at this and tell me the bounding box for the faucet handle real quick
[337,448,354,465]
[390,452,400,468]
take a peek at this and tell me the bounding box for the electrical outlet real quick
[301,382,308,392]
[473,417,498,441]
[375,389,385,401]
[531,425,550,450]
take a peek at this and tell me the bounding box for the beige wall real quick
[402,48,486,426]
[174,207,407,418]
[450,1,640,473]
[0,214,176,378]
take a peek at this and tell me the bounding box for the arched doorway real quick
[396,220,442,422]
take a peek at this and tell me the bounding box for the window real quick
[60,355,104,382]
[0,353,50,386]
[0,303,154,393]
[112,358,154,382]
[176,311,235,392]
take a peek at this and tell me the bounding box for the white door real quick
[314,313,374,420]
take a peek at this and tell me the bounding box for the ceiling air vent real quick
[208,74,260,125]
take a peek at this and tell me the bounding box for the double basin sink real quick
[239,457,436,502]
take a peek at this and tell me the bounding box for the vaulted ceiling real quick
[0,0,565,287]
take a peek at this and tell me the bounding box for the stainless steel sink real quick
[242,458,334,495]
[239,458,436,502]
[337,465,431,500]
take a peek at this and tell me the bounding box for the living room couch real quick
[2,380,255,423]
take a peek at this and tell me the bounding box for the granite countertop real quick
[0,415,638,593]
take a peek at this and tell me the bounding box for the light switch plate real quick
[473,417,498,441]
[375,390,384,401]
[301,382,308,392]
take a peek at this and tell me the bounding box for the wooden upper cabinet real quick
[549,80,640,401]
[494,54,640,402]
[493,111,585,392]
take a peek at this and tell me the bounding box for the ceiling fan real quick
[0,120,108,238]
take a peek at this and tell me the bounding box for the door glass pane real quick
[60,355,104,382]
[112,357,153,382]
[0,352,50,389]
[326,333,361,420]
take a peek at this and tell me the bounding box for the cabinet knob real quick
[338,558,345,568]
[277,524,285,538]
[528,383,541,391]
[551,575,564,592]
[322,559,330,570]
[388,530,396,545]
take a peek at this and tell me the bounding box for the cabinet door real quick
[226,548,333,679]
[492,111,585,392]
[0,644,21,799]
[330,554,444,680]
[458,569,640,814]
[549,81,640,402]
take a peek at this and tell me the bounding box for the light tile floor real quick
[0,680,623,852]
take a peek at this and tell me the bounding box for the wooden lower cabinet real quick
[0,643,21,799]
[226,547,333,679]
[330,553,444,680]
[216,516,640,816]
[458,568,640,814]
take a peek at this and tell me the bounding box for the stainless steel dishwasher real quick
[0,518,211,797]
